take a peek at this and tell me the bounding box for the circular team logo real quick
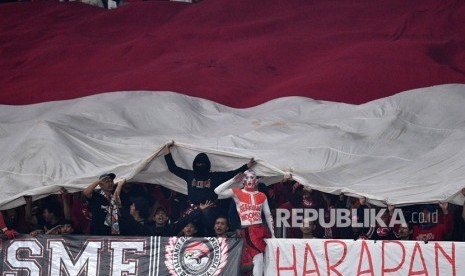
[165,237,228,276]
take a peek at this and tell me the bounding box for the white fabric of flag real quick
[1,84,465,209]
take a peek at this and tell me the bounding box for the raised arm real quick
[162,200,214,236]
[60,188,71,221]
[214,158,257,184]
[214,174,243,198]
[262,198,275,238]
[24,196,34,230]
[83,179,101,199]
[118,207,153,236]
[434,202,453,240]
[114,178,127,206]
[163,143,191,180]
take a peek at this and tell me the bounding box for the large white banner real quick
[2,85,465,210]
[265,239,464,275]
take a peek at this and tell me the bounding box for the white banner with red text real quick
[265,238,464,276]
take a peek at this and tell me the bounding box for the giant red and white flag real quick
[0,0,464,209]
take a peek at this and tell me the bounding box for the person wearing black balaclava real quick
[163,142,256,236]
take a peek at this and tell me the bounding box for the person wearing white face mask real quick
[215,170,274,276]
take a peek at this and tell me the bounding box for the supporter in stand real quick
[351,196,375,240]
[228,182,271,236]
[59,188,72,222]
[163,142,256,236]
[149,206,172,236]
[272,177,297,209]
[215,170,274,276]
[395,222,413,240]
[114,181,186,237]
[300,185,326,238]
[179,221,199,237]
[117,195,155,236]
[333,193,353,239]
[4,170,464,245]
[2,205,30,234]
[213,215,230,238]
[163,190,189,221]
[83,173,123,235]
[148,184,188,221]
[149,201,214,237]
[213,215,254,276]
[24,196,40,232]
[0,211,18,239]
[70,192,92,235]
[413,202,452,242]
[321,193,340,239]
[277,180,326,238]
[44,188,74,235]
[45,219,75,235]
[24,188,72,236]
[30,198,67,236]
[59,221,75,234]
[301,217,317,239]
[277,181,304,238]
[116,182,151,211]
[449,203,464,241]
[370,205,396,240]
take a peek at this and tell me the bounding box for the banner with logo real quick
[0,235,242,276]
[265,238,465,275]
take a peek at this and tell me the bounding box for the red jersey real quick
[413,213,453,241]
[232,188,268,227]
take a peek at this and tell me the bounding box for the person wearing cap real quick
[162,142,256,236]
[83,173,122,236]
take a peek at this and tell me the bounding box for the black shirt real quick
[164,153,248,204]
[118,208,155,236]
[88,191,112,236]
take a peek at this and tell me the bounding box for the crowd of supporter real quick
[1,148,465,275]
[1,175,465,241]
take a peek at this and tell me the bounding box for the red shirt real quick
[232,188,267,227]
[413,213,453,241]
